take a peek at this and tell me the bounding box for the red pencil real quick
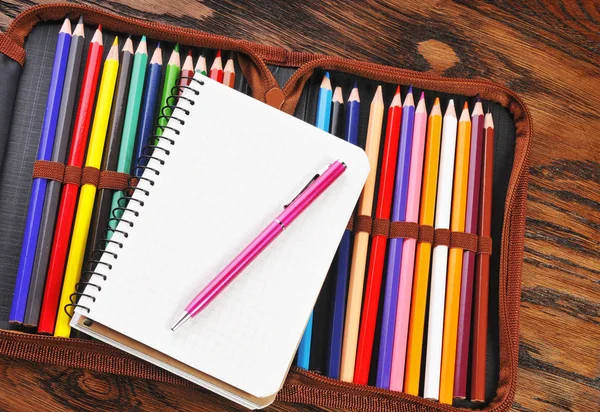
[354,87,403,383]
[37,26,104,334]
[209,49,223,83]
[179,49,194,93]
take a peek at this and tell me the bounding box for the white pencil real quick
[423,99,458,400]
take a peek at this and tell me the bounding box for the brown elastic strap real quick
[371,218,390,237]
[32,160,65,183]
[433,228,451,247]
[346,215,354,231]
[477,236,493,255]
[98,171,131,190]
[63,166,82,186]
[389,221,419,239]
[81,167,100,187]
[451,232,479,252]
[418,225,434,244]
[352,215,373,234]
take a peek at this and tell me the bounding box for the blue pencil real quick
[376,86,415,387]
[297,72,333,369]
[326,82,360,378]
[9,18,72,323]
[133,44,162,177]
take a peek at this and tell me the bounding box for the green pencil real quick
[156,43,181,137]
[108,36,148,234]
[195,51,207,76]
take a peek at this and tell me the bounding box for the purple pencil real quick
[453,97,485,398]
[376,86,415,388]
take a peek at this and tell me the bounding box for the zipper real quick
[0,4,532,412]
[5,2,281,96]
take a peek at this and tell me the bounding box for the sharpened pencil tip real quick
[98,24,102,31]
[420,91,425,99]
[156,41,161,49]
[59,18,71,35]
[463,101,469,110]
[187,49,193,57]
[333,86,344,103]
[395,85,400,94]
[174,43,180,52]
[408,85,413,94]
[77,16,83,24]
[353,80,358,89]
[325,71,330,79]
[321,72,332,90]
[216,49,221,57]
[141,35,146,42]
[112,37,119,46]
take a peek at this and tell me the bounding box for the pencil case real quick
[0,3,531,411]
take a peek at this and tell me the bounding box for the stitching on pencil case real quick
[98,171,131,190]
[81,166,100,187]
[389,221,419,239]
[63,165,83,186]
[32,160,65,183]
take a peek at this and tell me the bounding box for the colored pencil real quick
[404,97,443,395]
[179,49,194,92]
[37,25,104,335]
[340,85,384,382]
[327,83,359,379]
[438,102,472,403]
[223,56,236,88]
[454,98,485,398]
[156,44,180,137]
[85,36,134,265]
[24,17,85,327]
[108,36,148,232]
[389,91,428,390]
[9,18,71,324]
[54,38,120,338]
[209,50,224,83]
[195,52,207,75]
[471,111,494,402]
[132,44,162,177]
[354,86,402,385]
[423,100,458,399]
[297,72,333,369]
[375,87,415,388]
[311,85,345,374]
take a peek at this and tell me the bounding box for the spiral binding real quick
[65,76,204,317]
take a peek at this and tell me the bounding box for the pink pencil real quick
[389,92,428,390]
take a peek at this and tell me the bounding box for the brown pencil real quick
[470,111,494,402]
[223,55,236,88]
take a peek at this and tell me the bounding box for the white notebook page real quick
[74,74,369,398]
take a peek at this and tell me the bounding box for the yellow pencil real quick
[340,85,384,382]
[439,102,472,403]
[404,97,443,394]
[54,38,120,338]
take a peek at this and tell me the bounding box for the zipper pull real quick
[265,87,285,110]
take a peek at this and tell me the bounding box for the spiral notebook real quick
[70,74,369,409]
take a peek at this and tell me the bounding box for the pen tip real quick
[171,312,191,331]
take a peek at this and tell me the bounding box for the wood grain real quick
[1,0,599,411]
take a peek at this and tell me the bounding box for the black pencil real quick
[310,85,345,372]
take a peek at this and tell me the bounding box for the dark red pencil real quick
[37,26,104,334]
[454,97,485,397]
[179,49,194,93]
[209,50,223,83]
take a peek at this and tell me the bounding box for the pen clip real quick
[283,173,320,209]
[283,163,332,209]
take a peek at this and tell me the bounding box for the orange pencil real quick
[404,97,443,394]
[439,102,472,404]
[223,56,235,88]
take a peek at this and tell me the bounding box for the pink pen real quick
[171,160,347,331]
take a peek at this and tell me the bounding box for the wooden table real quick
[1,1,598,411]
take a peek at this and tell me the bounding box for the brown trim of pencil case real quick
[0,3,532,412]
